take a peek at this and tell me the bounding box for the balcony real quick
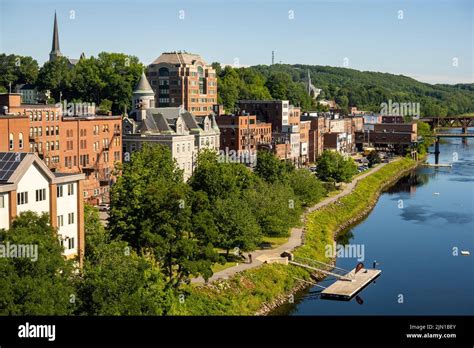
[99,176,111,186]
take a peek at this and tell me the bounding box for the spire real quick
[133,71,154,95]
[49,11,62,61]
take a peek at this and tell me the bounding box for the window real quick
[17,192,28,205]
[68,237,75,250]
[57,215,64,227]
[35,188,46,202]
[0,195,4,208]
[57,185,63,198]
[18,133,23,149]
[9,133,14,150]
[67,183,74,196]
[68,212,75,224]
[56,126,59,135]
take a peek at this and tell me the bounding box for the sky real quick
[1,0,472,84]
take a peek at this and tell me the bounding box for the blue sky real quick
[1,0,472,84]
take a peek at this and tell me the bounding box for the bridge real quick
[420,115,474,133]
[432,132,474,138]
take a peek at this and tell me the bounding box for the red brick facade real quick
[0,93,122,204]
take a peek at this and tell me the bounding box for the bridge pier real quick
[434,137,440,165]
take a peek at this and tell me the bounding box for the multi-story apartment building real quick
[0,152,85,263]
[215,114,272,153]
[238,100,306,163]
[146,52,217,116]
[299,120,310,164]
[301,113,327,163]
[0,93,122,205]
[238,100,290,133]
[123,73,220,179]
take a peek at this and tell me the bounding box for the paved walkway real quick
[192,160,395,284]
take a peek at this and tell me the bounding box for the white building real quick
[0,152,85,261]
[123,72,220,180]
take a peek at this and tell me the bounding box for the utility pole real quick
[272,51,275,65]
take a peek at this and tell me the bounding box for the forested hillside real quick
[215,63,474,116]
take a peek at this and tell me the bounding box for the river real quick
[273,130,474,315]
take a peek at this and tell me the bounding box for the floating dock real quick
[321,268,381,300]
[422,163,452,167]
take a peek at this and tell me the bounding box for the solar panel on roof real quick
[0,152,27,182]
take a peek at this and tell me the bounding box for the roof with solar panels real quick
[0,152,84,191]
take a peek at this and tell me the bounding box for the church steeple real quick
[49,11,62,62]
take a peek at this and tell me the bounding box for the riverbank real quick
[170,157,419,316]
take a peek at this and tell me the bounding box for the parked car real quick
[258,242,273,250]
[98,203,110,212]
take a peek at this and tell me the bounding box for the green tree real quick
[97,99,113,115]
[0,212,75,315]
[189,149,255,202]
[218,66,241,112]
[367,150,381,168]
[288,169,326,206]
[243,182,301,237]
[214,194,262,254]
[77,239,172,315]
[108,144,217,287]
[254,150,293,184]
[69,57,104,103]
[37,57,71,102]
[316,150,357,184]
[94,52,143,114]
[0,54,39,91]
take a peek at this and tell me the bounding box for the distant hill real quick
[247,64,474,116]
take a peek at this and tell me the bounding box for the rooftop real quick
[150,51,209,66]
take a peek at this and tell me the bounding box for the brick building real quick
[215,114,272,153]
[238,100,290,132]
[0,93,122,205]
[355,123,418,152]
[299,120,310,164]
[381,115,405,123]
[146,52,217,116]
[301,114,327,163]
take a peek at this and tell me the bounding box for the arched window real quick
[198,66,205,94]
[197,66,204,77]
[18,133,23,149]
[9,133,14,150]
[158,67,169,77]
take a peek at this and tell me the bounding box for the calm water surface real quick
[274,131,474,315]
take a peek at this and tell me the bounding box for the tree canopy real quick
[316,150,358,184]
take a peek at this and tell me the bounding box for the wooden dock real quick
[422,163,452,168]
[321,268,381,300]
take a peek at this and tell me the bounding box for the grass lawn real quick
[211,261,237,273]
